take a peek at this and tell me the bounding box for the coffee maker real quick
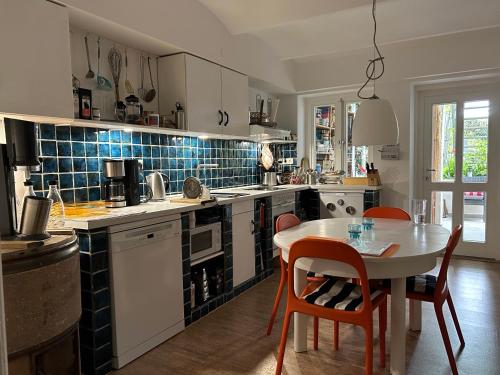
[0,118,41,238]
[102,159,127,208]
[123,159,141,206]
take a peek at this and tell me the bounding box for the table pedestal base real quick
[390,277,406,375]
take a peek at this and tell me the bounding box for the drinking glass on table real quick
[348,224,362,239]
[411,199,427,224]
[362,217,374,230]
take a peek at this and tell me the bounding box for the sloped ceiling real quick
[198,0,500,61]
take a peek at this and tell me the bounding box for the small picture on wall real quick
[78,88,92,120]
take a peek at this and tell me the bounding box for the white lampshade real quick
[352,98,399,146]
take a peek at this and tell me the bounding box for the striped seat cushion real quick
[382,274,437,295]
[302,277,382,311]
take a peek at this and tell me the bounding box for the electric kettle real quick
[146,171,170,201]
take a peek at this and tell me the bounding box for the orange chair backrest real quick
[287,237,373,316]
[276,213,301,233]
[436,225,462,301]
[363,207,411,220]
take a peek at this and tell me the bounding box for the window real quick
[346,102,368,177]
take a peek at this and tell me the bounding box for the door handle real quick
[223,111,229,126]
[426,169,436,172]
[218,110,223,125]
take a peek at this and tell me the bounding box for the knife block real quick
[367,170,381,186]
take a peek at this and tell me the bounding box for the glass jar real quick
[125,95,142,124]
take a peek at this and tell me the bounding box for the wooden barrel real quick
[1,235,81,356]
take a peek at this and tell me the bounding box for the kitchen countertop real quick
[64,184,310,230]
[64,184,381,230]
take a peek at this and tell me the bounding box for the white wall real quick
[59,0,295,94]
[290,27,500,209]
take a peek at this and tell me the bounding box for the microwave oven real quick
[190,222,222,262]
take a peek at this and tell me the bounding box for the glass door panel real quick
[463,100,489,183]
[313,105,335,173]
[463,191,486,243]
[430,191,453,233]
[431,103,456,182]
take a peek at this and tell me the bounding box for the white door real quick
[420,84,500,259]
[221,68,249,137]
[232,210,255,287]
[185,55,222,134]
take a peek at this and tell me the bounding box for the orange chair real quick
[382,225,464,375]
[267,214,331,350]
[363,206,411,221]
[275,237,387,375]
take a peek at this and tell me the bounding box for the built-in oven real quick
[271,192,296,258]
[189,222,222,262]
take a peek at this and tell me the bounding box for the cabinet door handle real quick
[218,110,223,126]
[251,219,258,234]
[223,111,229,126]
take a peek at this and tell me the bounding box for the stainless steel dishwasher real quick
[108,214,184,368]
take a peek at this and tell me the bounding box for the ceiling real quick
[198,0,500,61]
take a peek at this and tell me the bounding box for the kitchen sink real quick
[210,192,251,198]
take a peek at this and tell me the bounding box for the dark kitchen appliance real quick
[102,159,126,208]
[123,159,141,206]
[0,118,41,238]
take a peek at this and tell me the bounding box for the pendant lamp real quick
[352,0,399,146]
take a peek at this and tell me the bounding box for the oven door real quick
[190,223,221,262]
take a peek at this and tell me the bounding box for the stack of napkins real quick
[347,239,394,257]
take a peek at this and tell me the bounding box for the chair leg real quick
[434,304,459,375]
[313,316,319,350]
[364,325,374,375]
[267,269,287,335]
[275,310,292,375]
[447,294,465,348]
[378,297,387,368]
[333,320,339,351]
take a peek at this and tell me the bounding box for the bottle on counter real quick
[46,180,65,229]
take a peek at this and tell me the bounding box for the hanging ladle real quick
[143,57,156,102]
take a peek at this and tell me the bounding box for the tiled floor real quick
[112,258,499,375]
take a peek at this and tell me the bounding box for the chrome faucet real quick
[196,163,218,179]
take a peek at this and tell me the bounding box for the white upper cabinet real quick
[184,55,223,134]
[221,68,249,136]
[158,54,249,136]
[0,0,73,119]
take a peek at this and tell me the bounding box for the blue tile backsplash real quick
[32,124,298,203]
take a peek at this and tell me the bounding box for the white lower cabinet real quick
[232,201,256,287]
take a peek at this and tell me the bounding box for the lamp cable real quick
[357,0,385,100]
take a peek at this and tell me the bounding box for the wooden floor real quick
[112,258,500,375]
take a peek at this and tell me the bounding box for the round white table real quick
[273,218,450,375]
